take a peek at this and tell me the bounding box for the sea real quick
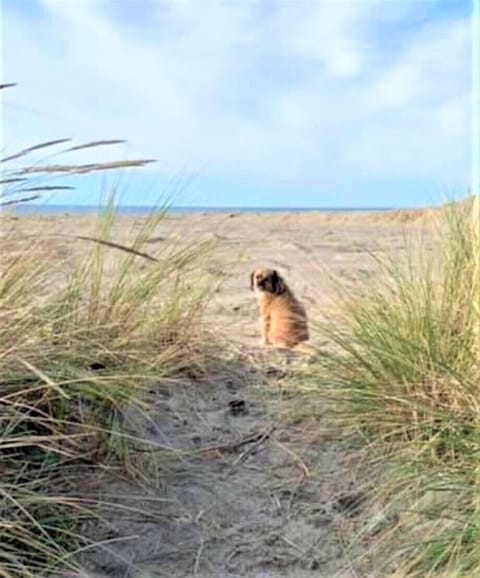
[10,204,394,216]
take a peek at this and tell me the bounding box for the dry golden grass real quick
[0,198,222,576]
[0,106,221,575]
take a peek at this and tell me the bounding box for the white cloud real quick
[374,19,470,109]
[2,0,471,204]
[342,17,471,182]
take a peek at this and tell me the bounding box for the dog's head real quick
[250,268,286,295]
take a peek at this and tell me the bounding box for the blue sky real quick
[1,0,474,208]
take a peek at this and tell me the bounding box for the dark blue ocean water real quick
[10,204,394,215]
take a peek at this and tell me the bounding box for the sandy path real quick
[81,374,362,578]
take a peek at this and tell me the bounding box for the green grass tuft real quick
[311,196,480,577]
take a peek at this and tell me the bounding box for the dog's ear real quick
[271,270,285,294]
[250,271,255,291]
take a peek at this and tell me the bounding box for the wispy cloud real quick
[2,0,472,207]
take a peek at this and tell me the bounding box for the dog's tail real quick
[292,341,317,355]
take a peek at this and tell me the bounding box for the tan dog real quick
[250,267,309,348]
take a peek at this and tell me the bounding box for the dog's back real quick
[267,287,309,347]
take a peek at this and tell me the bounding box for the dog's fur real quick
[250,267,309,348]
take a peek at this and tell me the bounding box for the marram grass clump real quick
[314,197,480,577]
[0,199,217,577]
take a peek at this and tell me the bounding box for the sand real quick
[4,210,436,578]
[4,209,436,346]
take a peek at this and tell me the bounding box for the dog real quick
[250,267,309,348]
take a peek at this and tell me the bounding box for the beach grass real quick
[1,140,219,575]
[1,205,218,576]
[304,196,480,576]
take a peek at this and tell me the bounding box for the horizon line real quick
[11,203,415,211]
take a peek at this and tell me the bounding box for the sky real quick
[1,0,475,208]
